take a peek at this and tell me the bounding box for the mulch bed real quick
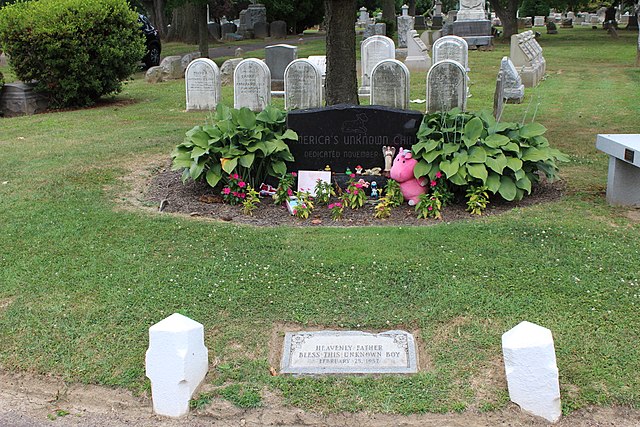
[145,166,565,227]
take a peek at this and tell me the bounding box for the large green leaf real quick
[417,120,435,138]
[506,157,523,172]
[486,172,501,193]
[271,160,287,176]
[422,148,443,164]
[236,107,256,129]
[498,175,517,201]
[247,141,267,154]
[462,117,483,147]
[439,157,460,178]
[413,160,432,179]
[503,141,520,153]
[171,158,192,170]
[549,148,571,162]
[221,157,238,174]
[281,128,298,141]
[516,175,532,194]
[239,152,255,168]
[521,147,551,162]
[519,122,547,138]
[443,142,460,155]
[467,146,487,163]
[467,163,488,182]
[205,165,222,188]
[189,158,206,180]
[449,169,468,186]
[483,133,510,148]
[189,129,209,149]
[190,146,207,159]
[486,153,507,174]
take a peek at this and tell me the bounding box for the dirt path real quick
[2,371,640,427]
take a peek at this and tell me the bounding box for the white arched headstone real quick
[234,58,271,111]
[185,58,221,111]
[371,59,410,110]
[284,59,323,110]
[426,59,467,113]
[358,35,396,96]
[432,35,469,71]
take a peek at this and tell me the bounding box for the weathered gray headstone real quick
[185,58,221,112]
[280,330,418,374]
[404,30,431,72]
[208,22,221,40]
[432,35,469,70]
[270,20,287,39]
[364,22,387,39]
[284,59,323,110]
[220,58,243,86]
[414,15,427,30]
[254,21,269,39]
[426,59,467,113]
[234,58,271,111]
[457,0,487,20]
[221,22,237,38]
[265,44,298,87]
[397,7,415,48]
[237,3,267,38]
[359,35,396,96]
[0,82,49,117]
[500,56,524,103]
[493,69,505,120]
[371,59,410,110]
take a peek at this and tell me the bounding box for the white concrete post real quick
[146,313,209,417]
[502,321,561,423]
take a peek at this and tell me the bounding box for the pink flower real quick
[293,209,297,215]
[291,172,297,177]
[430,180,437,187]
[232,191,238,197]
[239,193,246,199]
[223,187,231,195]
[302,204,307,208]
[238,181,246,188]
[355,183,363,188]
[353,189,359,195]
[328,203,334,209]
[232,173,239,180]
[428,206,433,211]
[435,171,442,179]
[287,188,293,196]
[335,202,342,208]
[350,173,356,178]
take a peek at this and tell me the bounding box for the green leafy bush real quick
[412,109,569,202]
[0,0,145,108]
[172,104,297,190]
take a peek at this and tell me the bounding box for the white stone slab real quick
[234,58,271,111]
[185,58,221,112]
[146,313,208,418]
[280,330,417,374]
[284,59,323,110]
[596,134,640,166]
[426,59,467,113]
[371,59,410,110]
[502,321,561,423]
[432,36,469,71]
[596,134,640,206]
[359,35,396,96]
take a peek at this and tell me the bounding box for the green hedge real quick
[0,0,145,108]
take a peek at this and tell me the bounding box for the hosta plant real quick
[171,104,297,190]
[411,109,569,201]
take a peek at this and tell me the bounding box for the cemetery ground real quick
[1,26,640,425]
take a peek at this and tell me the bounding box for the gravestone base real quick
[451,20,492,46]
[0,82,49,117]
[596,134,640,207]
[271,80,284,91]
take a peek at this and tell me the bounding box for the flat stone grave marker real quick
[426,59,467,113]
[234,58,271,111]
[185,58,221,112]
[359,35,396,96]
[280,330,418,374]
[284,59,323,110]
[596,134,640,206]
[286,105,423,172]
[371,59,410,110]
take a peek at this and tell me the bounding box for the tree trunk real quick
[141,0,168,38]
[166,2,200,44]
[381,0,396,21]
[197,2,209,58]
[408,0,416,16]
[489,0,519,39]
[324,0,359,105]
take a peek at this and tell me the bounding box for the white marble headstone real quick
[457,0,487,20]
[233,58,271,111]
[500,56,524,103]
[185,58,221,112]
[432,36,469,71]
[404,30,431,72]
[284,59,323,110]
[371,59,410,110]
[359,35,396,96]
[426,59,467,113]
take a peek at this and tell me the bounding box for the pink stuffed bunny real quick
[389,147,427,206]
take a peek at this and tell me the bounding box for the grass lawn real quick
[1,26,640,414]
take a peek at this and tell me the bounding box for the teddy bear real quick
[389,148,427,206]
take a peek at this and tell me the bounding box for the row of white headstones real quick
[146,313,562,423]
[184,35,472,114]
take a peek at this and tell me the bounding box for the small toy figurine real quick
[345,167,352,175]
[324,165,331,171]
[370,181,379,199]
[382,146,396,176]
[389,147,427,206]
[355,165,363,174]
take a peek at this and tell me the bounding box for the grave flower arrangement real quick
[222,173,247,205]
[342,174,369,209]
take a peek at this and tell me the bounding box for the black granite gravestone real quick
[286,104,423,172]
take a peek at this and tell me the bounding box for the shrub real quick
[412,109,569,202]
[172,104,297,190]
[0,0,145,108]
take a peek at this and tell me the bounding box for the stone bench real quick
[596,134,640,206]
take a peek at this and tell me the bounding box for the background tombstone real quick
[404,30,431,72]
[397,4,415,48]
[414,15,427,30]
[208,22,221,40]
[426,59,467,113]
[220,58,243,86]
[221,22,237,39]
[265,44,298,90]
[185,58,221,112]
[371,59,410,110]
[432,35,469,70]
[500,56,524,103]
[254,21,269,39]
[493,69,505,120]
[270,20,287,39]
[358,35,396,96]
[284,59,323,110]
[234,58,271,111]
